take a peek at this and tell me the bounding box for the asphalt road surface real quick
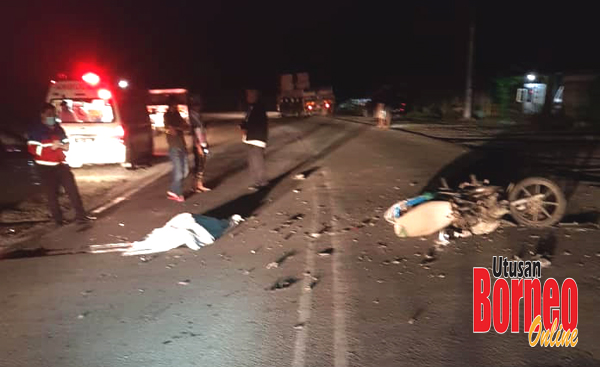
[1,117,599,367]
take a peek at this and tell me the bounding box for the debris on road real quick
[540,258,552,268]
[531,254,552,268]
[318,248,334,257]
[272,250,297,267]
[89,213,244,256]
[309,224,332,239]
[269,277,299,291]
[357,254,372,262]
[434,231,451,246]
[305,275,320,292]
[139,255,157,263]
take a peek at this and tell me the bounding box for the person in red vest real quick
[27,103,94,227]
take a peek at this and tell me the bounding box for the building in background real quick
[516,71,599,120]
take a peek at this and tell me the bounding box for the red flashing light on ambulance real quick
[82,72,100,86]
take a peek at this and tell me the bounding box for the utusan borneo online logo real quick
[473,256,579,347]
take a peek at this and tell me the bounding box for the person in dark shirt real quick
[27,103,94,227]
[163,99,189,202]
[189,98,211,192]
[240,89,269,191]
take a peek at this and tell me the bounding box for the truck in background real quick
[276,73,335,117]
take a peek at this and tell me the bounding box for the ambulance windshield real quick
[52,99,115,123]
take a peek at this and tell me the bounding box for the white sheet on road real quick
[89,213,242,256]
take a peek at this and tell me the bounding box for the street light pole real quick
[463,22,475,120]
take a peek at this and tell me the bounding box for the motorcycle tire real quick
[508,177,567,227]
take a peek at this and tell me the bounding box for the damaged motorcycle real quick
[384,175,567,239]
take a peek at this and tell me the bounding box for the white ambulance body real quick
[46,73,153,168]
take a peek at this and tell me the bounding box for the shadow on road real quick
[203,121,367,220]
[202,121,330,190]
[421,128,600,222]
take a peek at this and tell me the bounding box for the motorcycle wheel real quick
[508,177,567,227]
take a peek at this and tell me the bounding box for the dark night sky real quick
[1,0,599,123]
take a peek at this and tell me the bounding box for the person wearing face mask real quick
[27,103,94,227]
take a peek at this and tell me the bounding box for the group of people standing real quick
[163,89,269,202]
[27,89,269,228]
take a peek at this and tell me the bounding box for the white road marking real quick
[324,168,349,367]
[92,196,127,215]
[90,161,174,215]
[291,179,318,367]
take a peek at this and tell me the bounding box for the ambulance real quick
[45,72,154,168]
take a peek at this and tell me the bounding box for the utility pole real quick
[463,22,475,120]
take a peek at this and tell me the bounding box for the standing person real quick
[163,98,189,202]
[59,101,80,122]
[240,89,269,191]
[27,103,93,227]
[189,98,211,192]
[374,102,385,128]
